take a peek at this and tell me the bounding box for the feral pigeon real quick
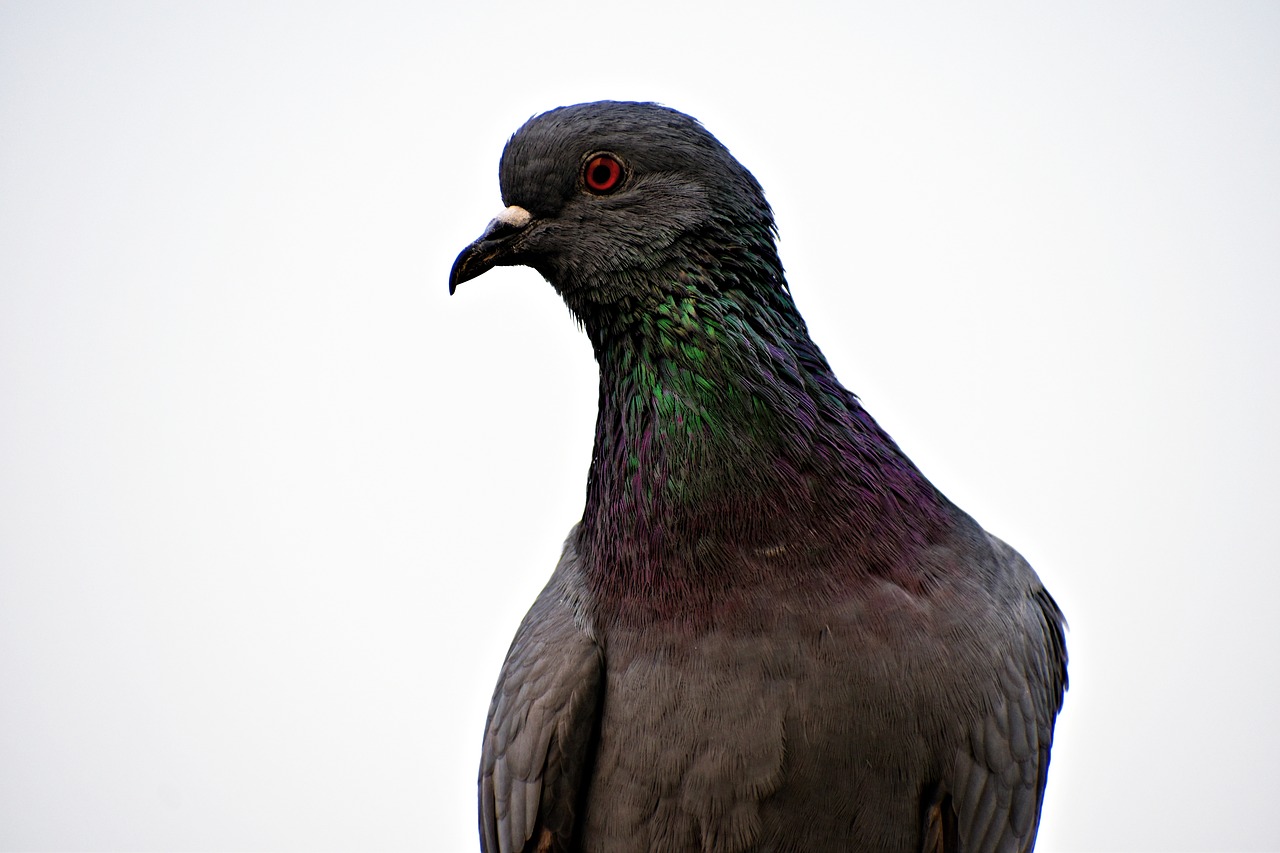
[449,101,1067,853]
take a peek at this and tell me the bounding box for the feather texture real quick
[452,101,1067,853]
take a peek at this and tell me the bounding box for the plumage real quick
[450,101,1067,853]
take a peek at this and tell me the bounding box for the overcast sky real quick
[2,2,1277,851]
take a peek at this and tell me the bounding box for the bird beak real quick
[448,205,535,294]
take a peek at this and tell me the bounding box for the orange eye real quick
[583,154,623,194]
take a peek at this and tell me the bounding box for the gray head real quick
[449,102,782,314]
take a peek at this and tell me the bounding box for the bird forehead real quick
[495,101,758,221]
[502,102,715,178]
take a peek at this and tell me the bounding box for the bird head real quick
[448,101,781,317]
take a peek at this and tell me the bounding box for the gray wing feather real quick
[953,536,1068,853]
[480,540,603,853]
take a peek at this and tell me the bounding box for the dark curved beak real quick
[448,205,535,294]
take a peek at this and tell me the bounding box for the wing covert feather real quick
[479,542,603,853]
[950,536,1068,853]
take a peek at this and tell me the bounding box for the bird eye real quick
[583,154,623,194]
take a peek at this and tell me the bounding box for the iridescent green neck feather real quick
[573,234,954,623]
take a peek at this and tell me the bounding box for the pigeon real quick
[449,101,1067,853]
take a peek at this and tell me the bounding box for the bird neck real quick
[575,269,954,621]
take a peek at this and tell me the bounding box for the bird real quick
[448,101,1067,853]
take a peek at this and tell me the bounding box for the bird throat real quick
[574,278,951,623]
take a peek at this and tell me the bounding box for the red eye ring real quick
[583,153,624,194]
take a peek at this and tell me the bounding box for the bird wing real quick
[946,536,1068,853]
[479,539,604,853]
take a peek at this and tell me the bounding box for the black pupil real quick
[591,162,613,187]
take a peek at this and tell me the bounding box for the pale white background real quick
[2,2,1277,850]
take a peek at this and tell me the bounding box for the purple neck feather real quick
[573,284,955,626]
